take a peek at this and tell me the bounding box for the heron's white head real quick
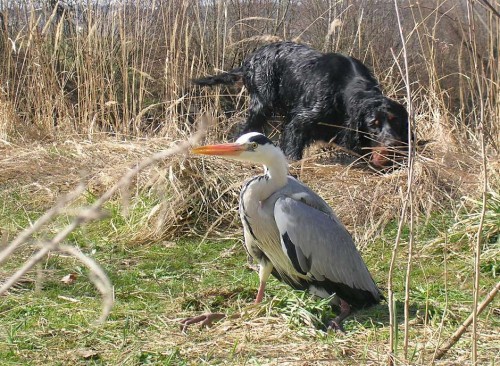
[192,132,287,168]
[193,132,289,190]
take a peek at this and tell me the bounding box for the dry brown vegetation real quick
[0,0,499,365]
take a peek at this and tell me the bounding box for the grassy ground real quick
[0,142,498,365]
[1,1,498,364]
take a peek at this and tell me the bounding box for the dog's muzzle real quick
[370,145,407,168]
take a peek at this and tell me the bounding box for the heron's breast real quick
[251,206,307,283]
[240,190,308,283]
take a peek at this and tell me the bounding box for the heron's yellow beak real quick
[191,143,246,156]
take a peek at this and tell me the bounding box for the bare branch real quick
[58,245,114,323]
[479,0,500,19]
[0,119,208,323]
[0,183,86,265]
[434,281,500,360]
[388,1,416,364]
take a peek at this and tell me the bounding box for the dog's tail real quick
[192,67,244,87]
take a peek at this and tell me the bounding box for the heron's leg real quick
[255,284,265,304]
[255,260,273,304]
[327,298,351,332]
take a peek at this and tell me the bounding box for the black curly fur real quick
[193,42,409,161]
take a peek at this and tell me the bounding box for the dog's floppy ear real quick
[344,114,363,150]
[386,99,412,143]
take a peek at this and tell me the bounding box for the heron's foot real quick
[326,298,350,333]
[180,312,226,332]
[326,318,346,333]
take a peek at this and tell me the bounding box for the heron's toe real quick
[326,318,346,333]
[180,312,226,332]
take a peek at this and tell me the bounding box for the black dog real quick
[193,41,409,167]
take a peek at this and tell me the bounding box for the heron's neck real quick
[253,155,289,201]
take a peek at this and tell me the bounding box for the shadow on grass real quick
[179,283,439,334]
[181,286,256,312]
[348,300,439,331]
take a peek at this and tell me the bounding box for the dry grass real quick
[0,134,498,364]
[150,315,499,365]
[0,128,488,247]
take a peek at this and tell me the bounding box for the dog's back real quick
[192,42,323,88]
[193,42,377,100]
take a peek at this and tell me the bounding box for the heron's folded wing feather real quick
[273,196,380,297]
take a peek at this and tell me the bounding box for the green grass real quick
[0,187,498,365]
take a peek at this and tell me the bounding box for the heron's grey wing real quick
[273,196,380,298]
[282,177,336,218]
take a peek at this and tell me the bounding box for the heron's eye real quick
[251,142,258,149]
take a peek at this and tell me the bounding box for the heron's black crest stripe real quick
[248,134,273,146]
[282,232,307,275]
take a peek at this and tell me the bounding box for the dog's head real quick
[360,98,410,168]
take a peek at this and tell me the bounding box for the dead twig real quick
[434,281,500,360]
[58,245,114,323]
[0,183,86,265]
[0,118,208,323]
[388,1,416,364]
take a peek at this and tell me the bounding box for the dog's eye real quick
[369,119,380,128]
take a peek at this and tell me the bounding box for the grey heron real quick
[181,132,383,331]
